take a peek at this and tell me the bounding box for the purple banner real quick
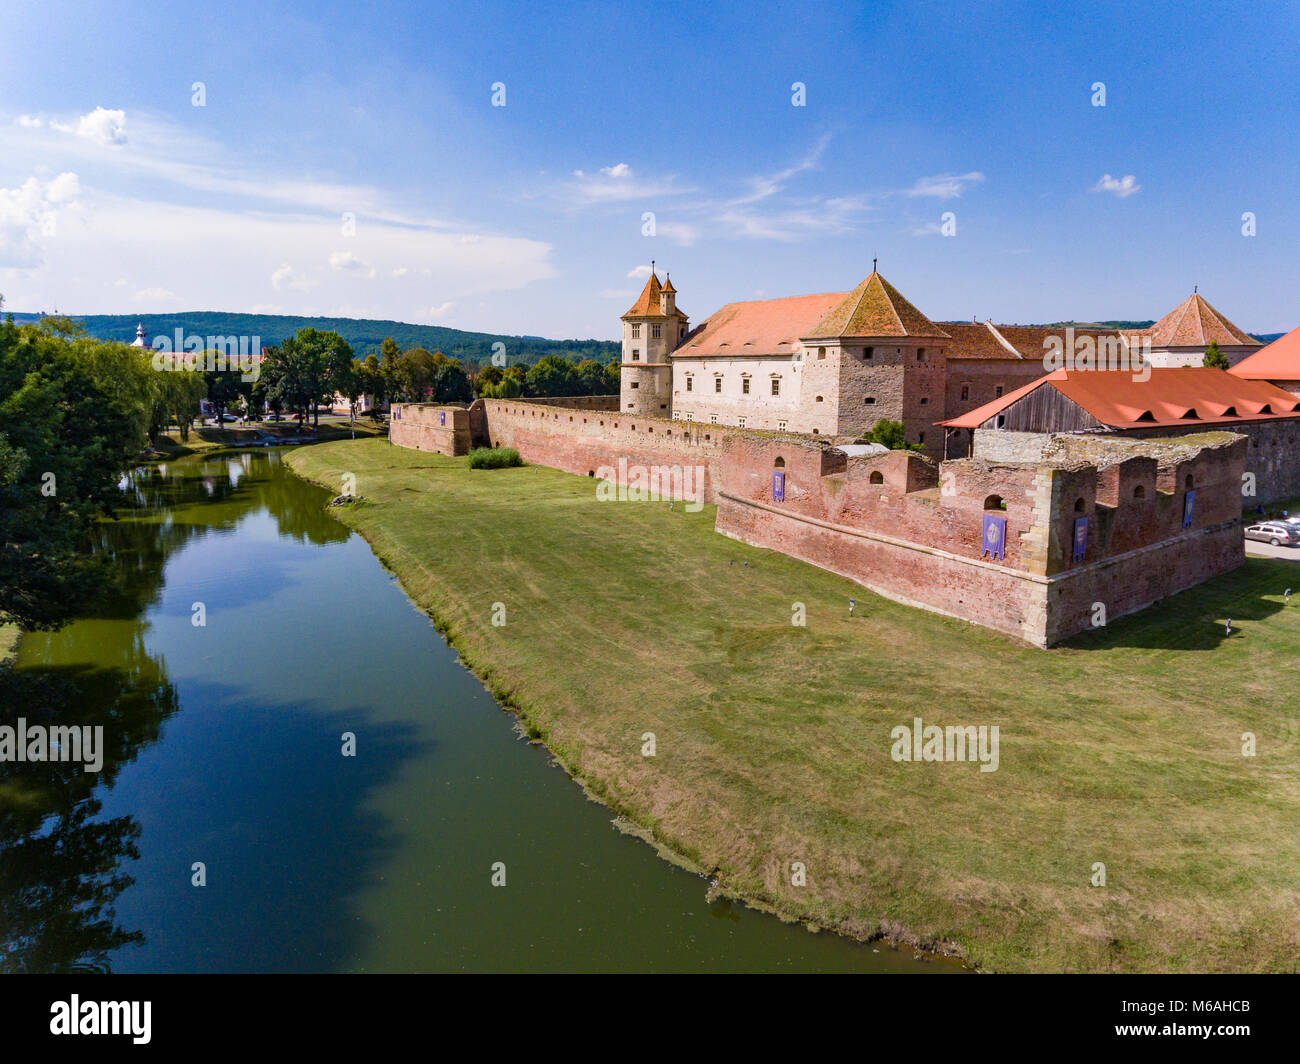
[440,410,446,426]
[1183,490,1195,529]
[1072,516,1088,562]
[982,513,1007,560]
[773,470,785,503]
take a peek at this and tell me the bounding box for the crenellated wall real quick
[391,395,1249,647]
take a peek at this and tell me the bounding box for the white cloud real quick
[328,250,367,271]
[271,263,316,292]
[911,221,943,237]
[906,172,985,199]
[427,301,455,319]
[133,286,178,304]
[566,164,686,205]
[53,107,127,147]
[16,115,41,128]
[627,264,652,278]
[600,163,631,178]
[729,134,831,206]
[391,266,409,277]
[1092,173,1141,198]
[0,172,83,267]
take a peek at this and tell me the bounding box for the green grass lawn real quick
[286,438,1300,972]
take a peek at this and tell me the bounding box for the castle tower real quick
[620,267,688,416]
[797,269,950,454]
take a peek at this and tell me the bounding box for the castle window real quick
[774,457,786,468]
[632,350,640,360]
[686,376,693,391]
[1185,474,1194,490]
[737,416,746,427]
[680,328,685,339]
[920,397,928,405]
[960,384,970,401]
[1134,485,1146,499]
[869,470,884,485]
[919,432,925,444]
[818,347,826,359]
[710,414,718,424]
[742,378,750,394]
[652,324,662,339]
[632,324,641,339]
[816,395,824,402]
[715,377,723,393]
[994,385,1004,398]
[771,379,780,396]
[995,414,1007,428]
[777,420,787,431]
[864,396,875,405]
[918,348,926,361]
[1074,498,1086,513]
[684,412,693,421]
[984,495,1006,511]
[864,347,874,359]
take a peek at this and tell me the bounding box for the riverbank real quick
[286,438,1300,973]
[0,625,19,668]
[143,419,385,460]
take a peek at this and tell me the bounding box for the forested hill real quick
[5,310,620,364]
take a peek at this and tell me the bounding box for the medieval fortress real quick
[392,267,1300,647]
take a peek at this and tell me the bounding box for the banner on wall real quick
[982,513,1006,560]
[440,410,446,426]
[773,470,785,502]
[1183,490,1195,529]
[1072,516,1088,562]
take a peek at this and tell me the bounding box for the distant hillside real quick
[5,310,620,365]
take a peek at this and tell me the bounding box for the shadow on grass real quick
[1062,557,1294,651]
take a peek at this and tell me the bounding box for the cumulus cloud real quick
[627,264,652,278]
[1092,173,1141,198]
[328,249,367,271]
[600,163,631,178]
[906,172,985,199]
[16,115,42,128]
[0,171,83,267]
[53,107,128,147]
[271,263,316,292]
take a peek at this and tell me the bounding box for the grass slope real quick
[286,438,1300,972]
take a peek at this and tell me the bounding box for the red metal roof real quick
[939,367,1300,430]
[1229,325,1300,380]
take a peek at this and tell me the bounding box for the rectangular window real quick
[919,432,926,444]
[631,324,640,339]
[630,381,639,389]
[777,420,788,431]
[710,413,718,424]
[994,385,1004,398]
[742,378,750,394]
[652,324,662,339]
[715,377,722,393]
[684,412,693,421]
[771,379,780,396]
[918,348,926,362]
[864,347,873,359]
[632,350,640,361]
[920,397,928,406]
[737,416,746,428]
[686,377,693,392]
[960,384,969,401]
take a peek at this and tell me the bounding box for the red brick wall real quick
[390,405,472,455]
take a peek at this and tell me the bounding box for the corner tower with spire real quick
[620,265,688,416]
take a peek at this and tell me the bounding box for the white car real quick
[1245,523,1298,546]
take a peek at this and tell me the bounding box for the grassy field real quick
[286,438,1300,972]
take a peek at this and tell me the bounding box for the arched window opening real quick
[869,470,884,485]
[984,494,1006,511]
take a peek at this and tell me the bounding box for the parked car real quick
[1245,523,1298,546]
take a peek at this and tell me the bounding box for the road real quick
[1246,540,1300,560]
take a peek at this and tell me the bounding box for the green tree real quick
[863,419,922,452]
[1203,341,1230,370]
[259,328,348,431]
[430,361,472,404]
[526,355,577,398]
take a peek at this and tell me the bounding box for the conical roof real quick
[804,271,949,340]
[622,271,686,319]
[1149,292,1259,348]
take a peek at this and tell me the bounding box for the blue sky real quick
[1,0,1296,339]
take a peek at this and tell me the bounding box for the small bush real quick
[467,446,523,469]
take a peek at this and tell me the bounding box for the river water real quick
[2,449,939,973]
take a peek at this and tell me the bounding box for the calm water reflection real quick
[2,450,941,973]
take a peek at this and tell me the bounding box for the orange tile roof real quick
[673,291,847,357]
[1229,324,1300,380]
[939,367,1300,430]
[938,322,1136,361]
[805,272,950,339]
[622,271,687,319]
[1148,292,1260,348]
